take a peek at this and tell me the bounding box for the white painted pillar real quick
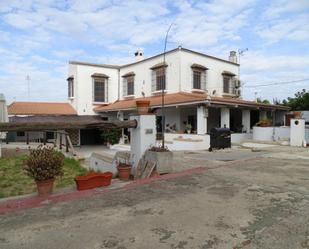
[259,110,267,120]
[242,109,251,133]
[290,119,305,147]
[220,107,230,128]
[118,111,125,144]
[130,114,156,173]
[197,106,208,134]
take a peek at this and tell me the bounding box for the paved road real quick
[1,152,309,249]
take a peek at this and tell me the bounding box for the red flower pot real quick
[136,100,150,114]
[75,172,113,191]
[36,178,55,196]
[117,164,132,181]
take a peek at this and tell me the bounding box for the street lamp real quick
[161,23,174,149]
[237,48,248,94]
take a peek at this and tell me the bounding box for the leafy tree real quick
[256,98,270,104]
[283,89,309,110]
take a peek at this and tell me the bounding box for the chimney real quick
[229,51,237,63]
[134,49,144,62]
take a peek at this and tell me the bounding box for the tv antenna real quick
[26,75,31,100]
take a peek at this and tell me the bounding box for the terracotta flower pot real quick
[136,100,150,114]
[36,178,55,196]
[75,172,113,191]
[117,164,132,181]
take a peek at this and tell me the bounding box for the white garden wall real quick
[231,133,252,143]
[165,133,210,151]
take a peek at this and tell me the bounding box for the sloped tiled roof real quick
[8,102,77,115]
[94,92,208,112]
[94,92,289,112]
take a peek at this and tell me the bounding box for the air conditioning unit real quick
[233,78,240,88]
[234,88,241,97]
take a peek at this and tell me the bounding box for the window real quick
[223,76,231,93]
[191,64,207,90]
[151,63,167,92]
[93,78,107,102]
[67,77,74,98]
[17,131,25,137]
[193,70,201,89]
[127,76,134,95]
[123,74,135,96]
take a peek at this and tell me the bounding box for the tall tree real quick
[283,89,309,110]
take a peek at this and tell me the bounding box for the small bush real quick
[256,118,272,127]
[23,145,64,181]
[101,128,122,145]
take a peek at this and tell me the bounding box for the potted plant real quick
[185,123,192,134]
[23,145,64,196]
[101,128,122,147]
[117,156,132,181]
[136,100,151,114]
[256,118,272,127]
[144,146,173,174]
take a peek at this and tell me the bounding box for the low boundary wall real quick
[165,133,210,151]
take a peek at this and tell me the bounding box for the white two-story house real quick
[67,47,288,146]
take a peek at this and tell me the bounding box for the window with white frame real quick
[222,71,236,94]
[191,64,207,90]
[151,63,167,92]
[122,73,135,97]
[223,76,231,93]
[67,76,74,98]
[93,76,108,102]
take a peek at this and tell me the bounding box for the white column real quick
[259,110,267,119]
[290,119,305,147]
[220,107,230,128]
[242,109,251,133]
[130,114,156,173]
[197,106,208,134]
[118,111,125,144]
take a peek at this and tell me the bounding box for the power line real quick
[244,78,309,88]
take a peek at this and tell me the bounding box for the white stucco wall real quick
[68,63,119,115]
[231,133,252,143]
[120,50,181,99]
[180,50,239,96]
[165,133,210,151]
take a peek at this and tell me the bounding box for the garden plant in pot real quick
[23,145,64,196]
[101,128,122,147]
[256,118,272,127]
[185,123,192,134]
[117,156,132,181]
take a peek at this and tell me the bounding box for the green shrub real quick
[23,145,64,181]
[101,128,122,145]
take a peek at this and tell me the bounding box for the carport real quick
[0,116,137,155]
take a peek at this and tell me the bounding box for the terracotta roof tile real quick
[94,92,207,112]
[94,92,289,112]
[8,102,77,115]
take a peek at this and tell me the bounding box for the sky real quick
[0,0,309,104]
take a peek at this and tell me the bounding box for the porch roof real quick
[8,102,77,116]
[94,92,289,112]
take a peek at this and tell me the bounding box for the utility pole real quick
[161,23,173,149]
[26,75,31,101]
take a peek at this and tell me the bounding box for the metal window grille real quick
[223,76,231,93]
[192,69,206,90]
[153,67,166,91]
[93,78,107,102]
[122,76,134,96]
[68,79,74,97]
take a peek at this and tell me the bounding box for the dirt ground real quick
[0,146,309,249]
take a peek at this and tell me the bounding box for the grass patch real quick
[0,155,88,198]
